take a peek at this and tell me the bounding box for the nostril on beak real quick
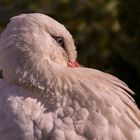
[0,70,3,78]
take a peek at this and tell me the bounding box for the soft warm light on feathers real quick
[0,13,139,140]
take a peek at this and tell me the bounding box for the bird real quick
[0,13,140,140]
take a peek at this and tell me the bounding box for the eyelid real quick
[51,35,63,40]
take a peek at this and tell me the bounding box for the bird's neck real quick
[8,58,70,93]
[2,56,79,108]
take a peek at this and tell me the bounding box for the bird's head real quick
[0,13,79,90]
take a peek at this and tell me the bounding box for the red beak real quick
[67,61,80,68]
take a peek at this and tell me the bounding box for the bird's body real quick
[0,13,140,140]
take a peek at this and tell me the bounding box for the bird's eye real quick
[52,36,65,48]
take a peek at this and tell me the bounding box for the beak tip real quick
[67,61,80,68]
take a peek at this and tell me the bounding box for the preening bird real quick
[0,13,140,140]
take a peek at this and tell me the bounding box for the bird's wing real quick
[63,67,140,140]
[0,67,140,140]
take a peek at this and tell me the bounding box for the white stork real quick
[0,13,140,140]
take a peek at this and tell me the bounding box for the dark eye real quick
[52,36,65,48]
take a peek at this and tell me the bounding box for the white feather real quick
[0,13,139,140]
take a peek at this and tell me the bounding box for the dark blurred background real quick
[0,0,140,107]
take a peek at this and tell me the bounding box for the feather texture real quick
[0,13,140,140]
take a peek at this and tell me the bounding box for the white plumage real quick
[0,13,140,140]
